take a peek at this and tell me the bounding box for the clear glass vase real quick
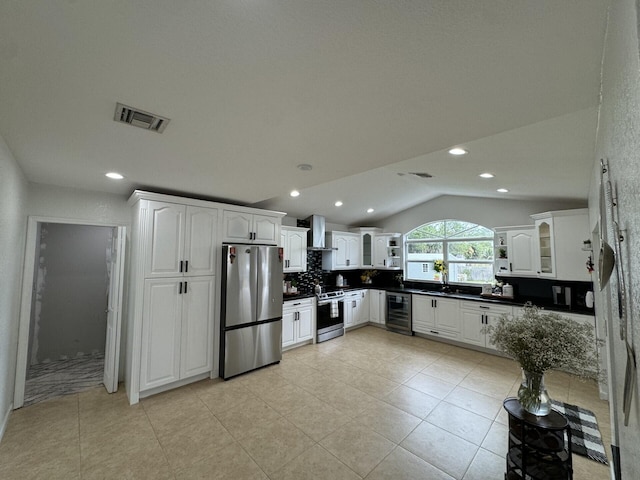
[517,369,551,416]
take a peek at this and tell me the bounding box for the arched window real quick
[405,220,494,284]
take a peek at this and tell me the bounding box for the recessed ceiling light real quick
[497,188,509,193]
[290,190,300,197]
[367,208,374,213]
[297,164,313,171]
[448,147,468,156]
[105,172,124,180]
[479,173,494,179]
[335,201,343,207]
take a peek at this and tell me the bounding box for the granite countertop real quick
[340,285,595,315]
[282,292,316,302]
[281,285,594,315]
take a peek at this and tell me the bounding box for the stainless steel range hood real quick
[298,215,337,251]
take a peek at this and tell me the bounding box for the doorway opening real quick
[14,219,126,409]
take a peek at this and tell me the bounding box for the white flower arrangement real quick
[483,304,599,379]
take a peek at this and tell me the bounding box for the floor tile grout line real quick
[76,393,82,480]
[140,396,179,478]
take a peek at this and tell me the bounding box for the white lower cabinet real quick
[358,290,369,325]
[412,295,461,340]
[369,290,386,325]
[282,298,315,349]
[460,301,512,349]
[140,276,214,391]
[343,290,368,328]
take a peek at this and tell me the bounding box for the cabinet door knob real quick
[185,260,189,273]
[180,260,183,273]
[179,282,183,294]
[184,281,188,294]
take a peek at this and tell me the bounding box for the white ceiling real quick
[0,1,609,225]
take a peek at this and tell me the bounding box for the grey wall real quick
[29,224,112,363]
[589,0,640,475]
[0,133,28,433]
[380,194,587,234]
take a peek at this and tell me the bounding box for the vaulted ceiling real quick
[0,1,609,224]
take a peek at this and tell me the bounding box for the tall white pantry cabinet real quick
[125,191,283,405]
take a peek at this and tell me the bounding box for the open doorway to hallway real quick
[24,223,112,405]
[15,220,126,408]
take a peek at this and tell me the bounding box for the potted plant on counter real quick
[360,269,378,284]
[483,304,599,416]
[433,259,447,284]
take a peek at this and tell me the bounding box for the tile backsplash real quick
[284,251,404,294]
[284,251,323,294]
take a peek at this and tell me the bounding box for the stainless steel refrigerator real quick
[220,244,283,379]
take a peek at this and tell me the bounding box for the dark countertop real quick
[336,285,596,315]
[282,292,316,302]
[282,285,595,315]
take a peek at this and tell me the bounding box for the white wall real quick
[0,134,28,437]
[380,194,586,234]
[589,0,640,475]
[27,183,130,226]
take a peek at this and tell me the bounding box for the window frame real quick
[404,219,494,285]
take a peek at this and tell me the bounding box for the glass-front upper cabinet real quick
[362,232,373,267]
[351,227,381,268]
[534,218,556,278]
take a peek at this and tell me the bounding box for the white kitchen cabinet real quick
[351,228,402,270]
[369,289,386,325]
[374,235,388,268]
[412,295,460,340]
[126,191,285,405]
[494,226,537,277]
[351,227,382,268]
[282,298,315,349]
[140,276,215,391]
[343,290,367,328]
[322,232,360,270]
[460,301,512,349]
[145,201,218,278]
[530,209,591,281]
[374,234,403,269]
[222,209,281,245]
[281,226,308,273]
[358,290,370,325]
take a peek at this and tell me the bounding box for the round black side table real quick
[503,397,572,480]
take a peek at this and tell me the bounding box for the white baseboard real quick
[0,403,13,443]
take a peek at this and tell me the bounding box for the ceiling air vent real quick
[114,103,170,133]
[408,172,433,179]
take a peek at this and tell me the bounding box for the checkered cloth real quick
[551,400,608,465]
[330,300,339,318]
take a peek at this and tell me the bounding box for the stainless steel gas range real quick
[316,290,345,343]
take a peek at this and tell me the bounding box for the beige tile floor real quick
[0,326,612,479]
